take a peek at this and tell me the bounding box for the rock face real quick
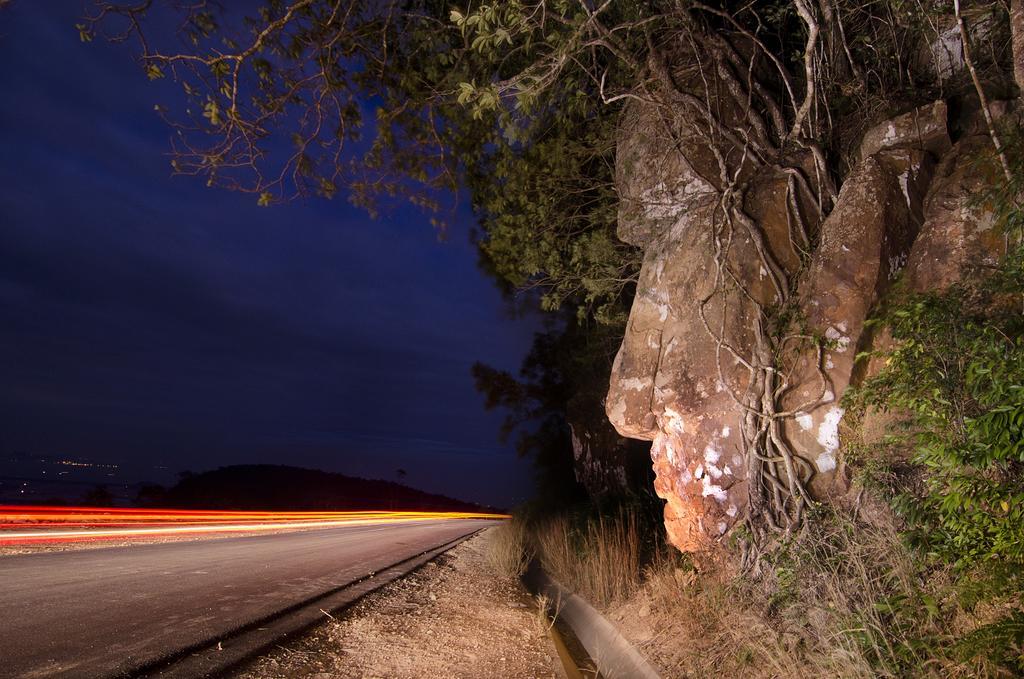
[858,100,951,161]
[604,94,1009,552]
[567,395,651,499]
[915,14,998,83]
[854,104,1018,447]
[781,144,936,493]
[903,106,1015,293]
[607,92,810,550]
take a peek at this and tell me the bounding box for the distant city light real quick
[56,459,119,469]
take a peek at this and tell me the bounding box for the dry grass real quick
[497,498,1016,677]
[485,517,532,578]
[631,514,903,677]
[606,504,1014,679]
[533,507,666,608]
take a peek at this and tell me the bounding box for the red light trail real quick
[0,505,508,545]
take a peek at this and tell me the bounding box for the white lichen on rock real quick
[619,377,651,392]
[570,427,584,461]
[815,451,837,473]
[701,475,728,502]
[824,325,851,352]
[817,406,844,455]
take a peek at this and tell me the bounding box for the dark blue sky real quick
[0,3,542,507]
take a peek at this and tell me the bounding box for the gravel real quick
[232,528,563,679]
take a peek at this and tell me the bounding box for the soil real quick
[232,528,564,679]
[604,589,679,677]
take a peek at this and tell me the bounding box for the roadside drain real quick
[521,560,661,679]
[543,608,598,679]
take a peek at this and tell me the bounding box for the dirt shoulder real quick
[232,528,563,679]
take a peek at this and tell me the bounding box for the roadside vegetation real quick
[841,274,1024,671]
[491,496,1021,677]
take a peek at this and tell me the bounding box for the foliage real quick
[746,506,1019,677]
[83,0,639,321]
[848,251,1024,570]
[466,109,637,324]
[845,243,1024,672]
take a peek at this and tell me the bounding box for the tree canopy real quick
[84,0,1016,320]
[82,0,647,321]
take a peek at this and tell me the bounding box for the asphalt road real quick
[0,518,495,678]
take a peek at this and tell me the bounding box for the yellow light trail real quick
[0,505,509,545]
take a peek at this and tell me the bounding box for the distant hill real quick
[153,465,499,513]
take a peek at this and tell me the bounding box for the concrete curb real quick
[523,563,661,679]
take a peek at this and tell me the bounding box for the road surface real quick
[0,518,495,678]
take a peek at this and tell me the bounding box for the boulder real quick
[903,105,1016,292]
[854,106,1016,449]
[914,14,997,84]
[782,146,936,493]
[567,397,651,499]
[858,100,951,161]
[607,93,819,549]
[607,92,956,551]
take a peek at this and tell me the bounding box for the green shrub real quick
[847,244,1024,672]
[850,254,1024,568]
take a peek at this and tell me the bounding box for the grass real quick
[534,508,651,607]
[485,515,532,578]
[486,500,670,607]
[489,496,1021,677]
[621,503,1020,678]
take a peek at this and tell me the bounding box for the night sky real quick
[0,3,542,507]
